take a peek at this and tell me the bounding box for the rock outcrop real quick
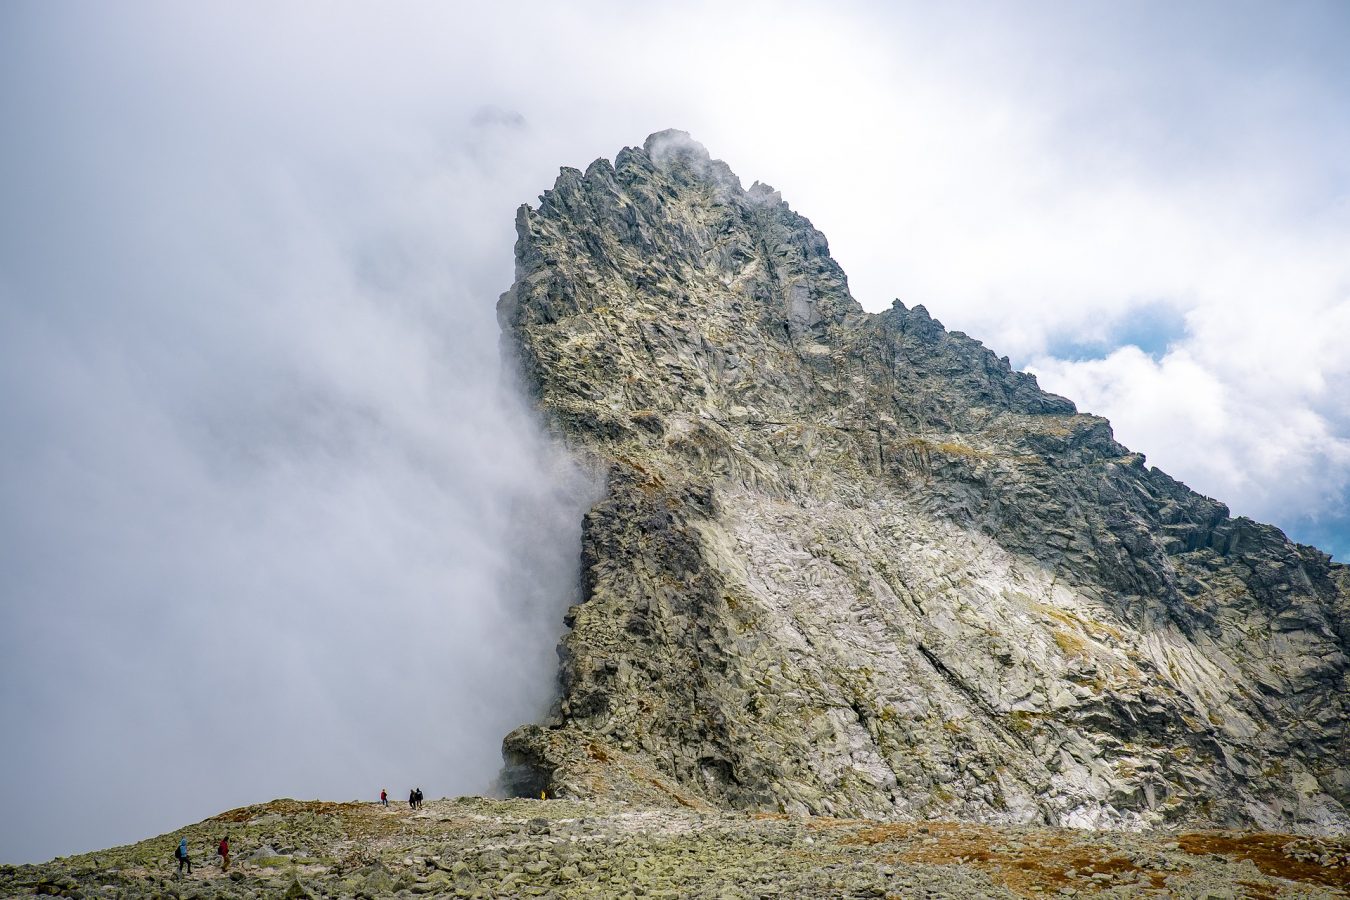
[498,130,1350,833]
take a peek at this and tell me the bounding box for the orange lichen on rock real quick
[845,822,1174,896]
[1178,831,1350,892]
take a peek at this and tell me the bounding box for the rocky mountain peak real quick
[642,128,713,170]
[499,132,1349,834]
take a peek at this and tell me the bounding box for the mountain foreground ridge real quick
[497,130,1349,834]
[6,797,1349,898]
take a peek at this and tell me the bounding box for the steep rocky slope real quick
[498,131,1350,834]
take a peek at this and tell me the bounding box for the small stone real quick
[282,878,316,900]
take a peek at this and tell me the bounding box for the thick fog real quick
[3,0,1350,863]
[0,3,614,863]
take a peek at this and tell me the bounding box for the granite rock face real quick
[498,130,1350,833]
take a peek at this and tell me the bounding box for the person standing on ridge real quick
[415,787,424,809]
[175,837,192,877]
[380,788,388,807]
[409,788,416,809]
[217,834,230,872]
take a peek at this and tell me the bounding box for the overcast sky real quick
[2,0,1348,863]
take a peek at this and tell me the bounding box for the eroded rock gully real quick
[498,130,1349,834]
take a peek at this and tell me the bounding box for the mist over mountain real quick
[4,0,1350,868]
[3,128,1347,900]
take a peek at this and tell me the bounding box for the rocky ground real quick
[3,798,1348,899]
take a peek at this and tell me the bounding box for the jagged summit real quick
[643,128,713,167]
[499,132,1349,834]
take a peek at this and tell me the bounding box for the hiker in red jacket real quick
[217,834,230,872]
[380,788,388,807]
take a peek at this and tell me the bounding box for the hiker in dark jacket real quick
[409,788,416,809]
[415,787,424,808]
[175,837,192,876]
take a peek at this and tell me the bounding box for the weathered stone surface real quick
[8,798,1347,898]
[498,130,1350,833]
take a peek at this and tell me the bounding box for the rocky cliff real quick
[498,131,1350,834]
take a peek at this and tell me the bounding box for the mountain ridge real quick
[498,130,1349,834]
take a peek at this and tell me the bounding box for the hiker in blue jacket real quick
[175,837,192,876]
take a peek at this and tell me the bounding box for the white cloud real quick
[1029,338,1350,527]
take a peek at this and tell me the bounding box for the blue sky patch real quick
[1280,513,1350,563]
[1045,300,1189,362]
